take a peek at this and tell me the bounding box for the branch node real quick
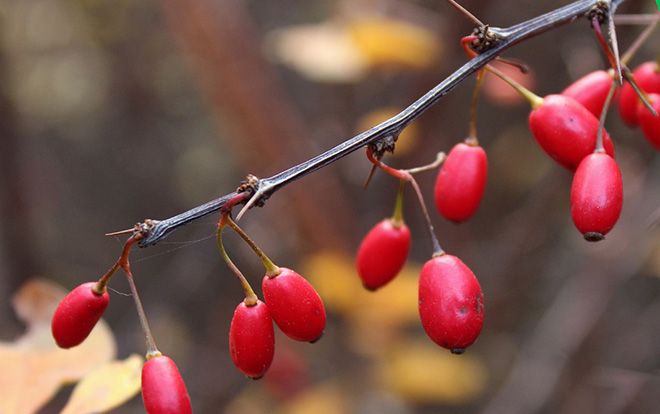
[588,0,609,24]
[469,25,503,53]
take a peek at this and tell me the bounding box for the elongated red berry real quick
[356,218,411,290]
[418,254,484,354]
[561,70,613,118]
[229,300,275,379]
[619,61,660,126]
[636,93,660,150]
[434,141,487,222]
[570,152,623,241]
[528,94,615,170]
[51,282,109,348]
[262,268,326,342]
[141,354,192,414]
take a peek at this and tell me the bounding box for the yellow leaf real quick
[356,107,420,156]
[347,17,440,69]
[280,382,348,414]
[0,278,116,414]
[61,354,143,414]
[267,22,368,83]
[378,340,487,404]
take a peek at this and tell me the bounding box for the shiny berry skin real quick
[434,142,488,222]
[561,70,613,118]
[141,355,192,414]
[636,93,660,150]
[528,94,615,170]
[262,268,326,342]
[51,282,109,348]
[229,300,275,379]
[418,254,484,354]
[570,152,623,242]
[619,61,660,126]
[356,218,411,290]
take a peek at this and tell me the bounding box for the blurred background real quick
[1,0,660,413]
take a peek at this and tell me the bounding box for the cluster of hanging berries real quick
[51,229,194,413]
[218,213,326,380]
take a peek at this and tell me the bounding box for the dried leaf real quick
[347,17,440,69]
[61,354,143,414]
[378,340,487,404]
[280,382,348,414]
[0,278,116,414]
[267,22,368,83]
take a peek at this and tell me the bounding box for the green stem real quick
[224,215,281,277]
[468,70,485,140]
[217,217,258,305]
[485,64,544,109]
[391,180,406,227]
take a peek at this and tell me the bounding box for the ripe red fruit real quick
[636,93,660,150]
[141,355,192,414]
[528,94,615,170]
[229,300,275,379]
[619,61,660,126]
[262,268,326,342]
[418,254,484,354]
[51,282,109,348]
[561,70,613,118]
[434,142,487,222]
[570,152,623,241]
[356,218,411,290]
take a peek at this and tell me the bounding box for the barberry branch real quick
[138,0,625,247]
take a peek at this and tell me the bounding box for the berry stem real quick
[95,233,142,294]
[623,67,659,116]
[596,80,618,152]
[405,152,446,174]
[445,0,484,26]
[468,69,485,140]
[619,14,658,66]
[391,180,406,227]
[366,148,444,256]
[223,214,281,277]
[217,214,259,305]
[483,63,544,109]
[124,267,159,355]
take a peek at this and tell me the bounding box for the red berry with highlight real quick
[418,254,484,354]
[434,141,488,222]
[529,94,615,170]
[561,69,613,118]
[356,218,411,290]
[570,152,623,241]
[619,61,660,126]
[229,300,275,379]
[141,355,192,414]
[262,268,326,342]
[51,282,109,348]
[636,93,660,150]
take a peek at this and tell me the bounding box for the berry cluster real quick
[219,214,326,380]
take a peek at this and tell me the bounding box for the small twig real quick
[446,0,484,26]
[621,14,660,65]
[615,14,660,25]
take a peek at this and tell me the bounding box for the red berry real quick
[51,282,109,348]
[418,254,484,354]
[619,61,660,126]
[433,142,487,222]
[356,218,411,290]
[570,152,623,241]
[229,300,275,379]
[561,70,613,118]
[262,268,326,342]
[636,93,660,150]
[528,94,615,170]
[141,355,192,414]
